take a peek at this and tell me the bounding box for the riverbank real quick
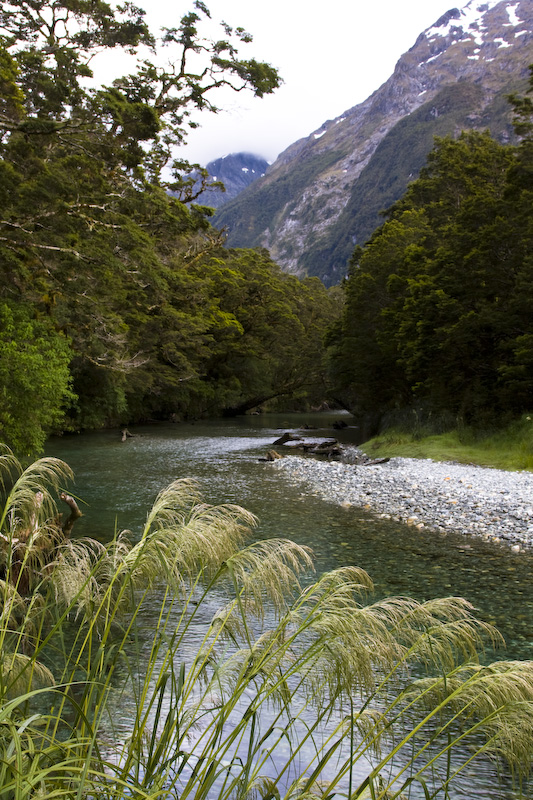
[359,417,533,472]
[273,451,533,549]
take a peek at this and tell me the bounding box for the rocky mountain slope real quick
[214,0,533,285]
[194,152,268,209]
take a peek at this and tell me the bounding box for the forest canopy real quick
[0,1,340,455]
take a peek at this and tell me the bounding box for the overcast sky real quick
[143,1,459,166]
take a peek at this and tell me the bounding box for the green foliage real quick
[0,0,340,454]
[187,249,341,416]
[1,453,533,798]
[329,87,533,430]
[0,1,279,169]
[0,302,74,456]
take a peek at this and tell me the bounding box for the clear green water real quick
[45,411,533,798]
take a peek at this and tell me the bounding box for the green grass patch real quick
[361,414,533,471]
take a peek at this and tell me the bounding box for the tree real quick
[0,2,286,450]
[327,211,434,432]
[0,1,280,180]
[497,66,533,413]
[194,248,342,416]
[390,133,515,422]
[0,302,74,455]
[329,128,531,430]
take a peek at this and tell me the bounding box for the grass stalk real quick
[1,452,533,799]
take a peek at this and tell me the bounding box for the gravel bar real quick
[273,451,533,550]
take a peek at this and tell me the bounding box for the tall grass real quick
[363,413,533,471]
[1,446,532,799]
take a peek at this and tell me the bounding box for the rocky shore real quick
[272,450,533,550]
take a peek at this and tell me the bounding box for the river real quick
[45,411,533,798]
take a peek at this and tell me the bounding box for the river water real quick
[45,411,533,798]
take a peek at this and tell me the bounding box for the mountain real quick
[194,152,268,209]
[214,0,533,286]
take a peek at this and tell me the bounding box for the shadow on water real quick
[45,412,533,798]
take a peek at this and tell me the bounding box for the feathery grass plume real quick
[404,660,533,775]
[242,775,282,800]
[0,450,77,601]
[142,477,204,533]
[224,539,314,618]
[203,632,294,713]
[207,648,254,696]
[0,445,20,489]
[0,451,73,536]
[280,775,331,800]
[283,569,401,702]
[289,586,502,708]
[349,708,390,759]
[50,536,108,614]
[0,650,54,697]
[209,599,248,642]
[123,479,258,588]
[171,502,257,578]
[390,596,503,669]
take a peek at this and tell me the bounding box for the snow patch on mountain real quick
[507,3,523,24]
[426,0,515,44]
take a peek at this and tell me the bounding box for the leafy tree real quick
[390,132,515,422]
[115,246,342,421]
[328,211,434,431]
[0,0,280,179]
[195,248,342,415]
[329,126,533,430]
[0,302,74,455]
[0,2,298,452]
[498,66,533,412]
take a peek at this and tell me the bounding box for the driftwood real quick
[332,420,348,430]
[272,432,302,446]
[273,433,343,459]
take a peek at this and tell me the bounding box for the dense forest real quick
[0,0,341,456]
[327,71,533,437]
